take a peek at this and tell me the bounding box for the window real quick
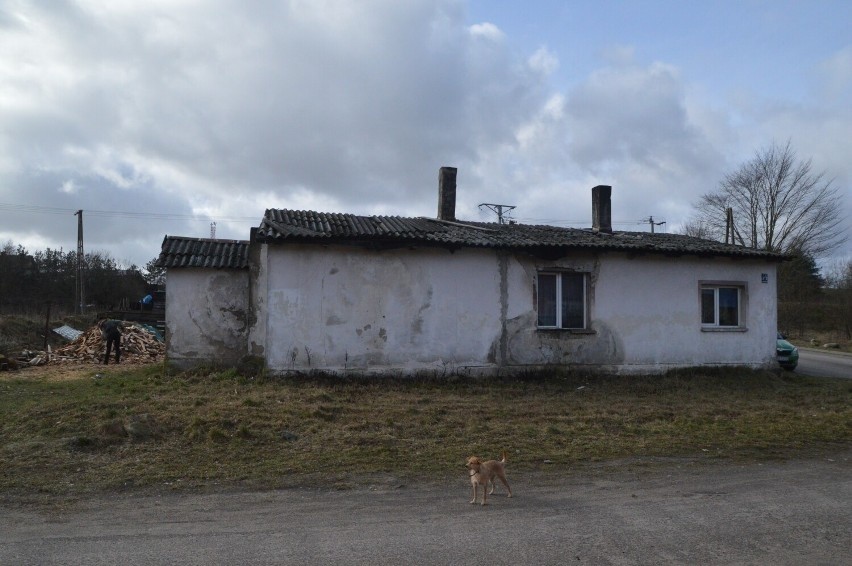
[701,285,741,327]
[537,272,587,329]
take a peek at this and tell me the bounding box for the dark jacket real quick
[101,320,122,338]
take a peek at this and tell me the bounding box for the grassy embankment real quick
[1,364,850,500]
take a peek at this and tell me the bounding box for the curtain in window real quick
[537,273,557,327]
[561,273,584,328]
[718,287,739,326]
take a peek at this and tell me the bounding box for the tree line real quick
[0,241,160,316]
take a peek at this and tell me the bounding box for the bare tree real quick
[678,219,715,240]
[691,141,847,257]
[823,257,852,290]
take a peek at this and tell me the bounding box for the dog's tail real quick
[501,450,508,463]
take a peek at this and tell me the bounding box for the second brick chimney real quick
[438,167,457,221]
[592,185,612,233]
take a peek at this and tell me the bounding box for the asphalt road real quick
[2,454,850,565]
[795,348,852,379]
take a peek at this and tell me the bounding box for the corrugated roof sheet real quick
[254,209,785,260]
[157,236,250,269]
[53,325,83,341]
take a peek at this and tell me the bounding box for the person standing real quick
[98,319,122,364]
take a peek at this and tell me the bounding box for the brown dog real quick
[466,451,512,505]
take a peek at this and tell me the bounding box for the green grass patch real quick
[1,366,850,497]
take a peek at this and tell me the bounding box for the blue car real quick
[776,333,799,371]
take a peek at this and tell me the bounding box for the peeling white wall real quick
[165,267,250,368]
[256,244,778,374]
[503,253,778,372]
[262,245,503,373]
[593,255,778,371]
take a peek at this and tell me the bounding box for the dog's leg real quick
[497,471,512,498]
[487,478,496,495]
[470,483,477,504]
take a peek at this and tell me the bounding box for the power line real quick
[0,201,258,222]
[511,216,649,227]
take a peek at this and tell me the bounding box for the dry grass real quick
[1,364,850,500]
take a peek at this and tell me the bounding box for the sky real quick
[1,0,850,271]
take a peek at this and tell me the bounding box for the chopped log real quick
[38,322,166,365]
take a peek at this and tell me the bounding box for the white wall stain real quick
[167,242,779,375]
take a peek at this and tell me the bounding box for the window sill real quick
[701,326,748,332]
[537,328,596,335]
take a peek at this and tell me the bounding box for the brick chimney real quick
[592,185,612,233]
[438,166,457,221]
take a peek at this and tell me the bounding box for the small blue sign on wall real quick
[761,273,768,283]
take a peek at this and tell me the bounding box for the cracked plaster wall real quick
[263,245,503,373]
[502,253,778,372]
[164,268,250,368]
[259,244,778,374]
[168,242,778,374]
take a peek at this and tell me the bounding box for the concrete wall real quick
[256,244,778,374]
[504,253,778,372]
[261,245,502,373]
[165,268,250,368]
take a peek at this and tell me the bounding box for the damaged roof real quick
[157,236,250,269]
[254,209,785,260]
[157,211,786,268]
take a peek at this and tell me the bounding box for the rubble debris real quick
[0,353,17,371]
[24,323,165,366]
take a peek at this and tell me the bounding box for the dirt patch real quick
[1,361,158,382]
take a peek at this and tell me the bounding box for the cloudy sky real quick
[1,0,850,270]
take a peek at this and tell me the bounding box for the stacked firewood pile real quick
[26,323,165,366]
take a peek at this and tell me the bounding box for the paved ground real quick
[2,452,850,565]
[796,348,852,379]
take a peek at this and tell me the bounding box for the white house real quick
[157,168,785,375]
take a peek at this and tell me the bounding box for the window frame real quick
[536,271,589,330]
[700,281,746,331]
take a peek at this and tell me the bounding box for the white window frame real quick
[700,282,745,330]
[537,271,588,330]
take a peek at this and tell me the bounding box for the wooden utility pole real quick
[43,301,51,350]
[75,210,85,314]
[725,207,733,244]
[725,207,746,246]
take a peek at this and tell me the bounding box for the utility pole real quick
[210,221,217,239]
[725,207,734,244]
[725,207,746,246]
[74,210,85,314]
[479,203,516,225]
[645,216,666,233]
